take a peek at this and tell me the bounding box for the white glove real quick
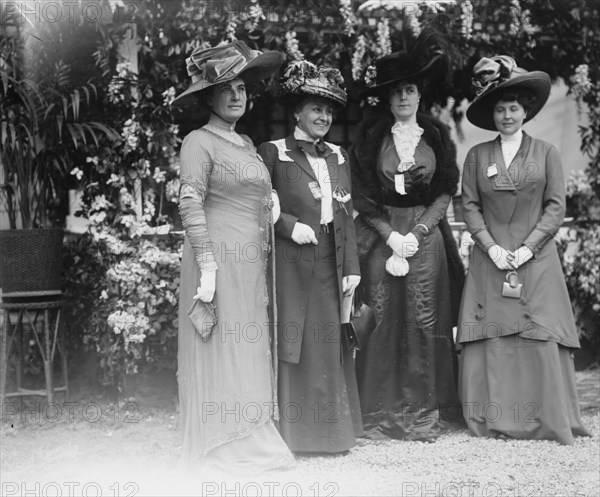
[386,231,405,255]
[386,231,418,258]
[401,232,419,258]
[291,222,318,245]
[271,190,281,223]
[508,245,534,269]
[385,254,409,277]
[193,269,216,303]
[487,245,515,271]
[342,275,361,296]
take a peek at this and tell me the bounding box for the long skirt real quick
[178,237,294,474]
[356,205,463,441]
[459,335,591,445]
[277,229,363,452]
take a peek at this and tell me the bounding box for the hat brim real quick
[360,55,446,98]
[172,50,284,107]
[466,72,551,131]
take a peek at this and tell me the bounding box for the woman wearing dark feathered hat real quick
[258,61,363,453]
[457,56,591,444]
[172,41,295,472]
[348,30,465,442]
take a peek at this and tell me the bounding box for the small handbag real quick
[188,299,218,341]
[342,298,377,351]
[501,270,523,299]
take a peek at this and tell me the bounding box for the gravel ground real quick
[1,370,598,497]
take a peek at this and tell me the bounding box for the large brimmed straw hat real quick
[466,56,551,131]
[172,41,284,107]
[279,61,347,107]
[361,28,449,98]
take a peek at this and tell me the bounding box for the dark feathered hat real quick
[361,28,450,97]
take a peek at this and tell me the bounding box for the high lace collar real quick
[204,112,245,146]
[500,128,523,143]
[207,112,237,133]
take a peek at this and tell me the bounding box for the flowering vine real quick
[339,0,357,36]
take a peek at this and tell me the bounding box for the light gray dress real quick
[177,122,293,472]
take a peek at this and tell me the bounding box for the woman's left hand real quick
[342,275,361,296]
[508,245,534,269]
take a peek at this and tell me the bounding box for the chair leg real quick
[0,310,7,416]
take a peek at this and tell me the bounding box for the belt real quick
[319,222,333,234]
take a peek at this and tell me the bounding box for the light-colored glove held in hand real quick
[291,222,318,245]
[193,269,216,303]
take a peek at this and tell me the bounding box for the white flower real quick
[165,178,180,204]
[570,64,592,100]
[107,174,122,186]
[162,86,176,106]
[153,167,166,184]
[377,18,391,57]
[285,31,304,61]
[461,1,474,39]
[70,167,83,181]
[351,35,367,81]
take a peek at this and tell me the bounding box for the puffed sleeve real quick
[523,145,566,254]
[178,130,219,272]
[461,146,496,251]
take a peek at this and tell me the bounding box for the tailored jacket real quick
[258,135,360,364]
[457,132,580,347]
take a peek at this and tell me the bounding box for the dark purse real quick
[342,298,377,352]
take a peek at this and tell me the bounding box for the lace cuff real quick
[180,176,208,203]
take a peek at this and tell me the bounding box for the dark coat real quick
[349,112,460,219]
[258,135,360,364]
[348,112,464,322]
[458,133,580,347]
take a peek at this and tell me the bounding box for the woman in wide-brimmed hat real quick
[457,56,591,445]
[257,61,363,453]
[348,30,465,442]
[172,41,295,472]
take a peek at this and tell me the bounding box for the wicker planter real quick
[0,229,64,294]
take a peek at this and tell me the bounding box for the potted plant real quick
[0,21,119,295]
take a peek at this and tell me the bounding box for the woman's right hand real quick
[487,245,515,270]
[291,222,318,245]
[194,269,216,302]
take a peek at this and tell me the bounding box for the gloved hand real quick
[508,245,534,269]
[487,244,515,271]
[271,190,281,223]
[193,269,216,303]
[386,231,405,255]
[385,254,409,277]
[342,275,361,296]
[401,232,419,258]
[291,222,318,245]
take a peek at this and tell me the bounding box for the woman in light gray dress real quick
[172,41,293,473]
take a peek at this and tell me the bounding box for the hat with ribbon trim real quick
[172,41,284,107]
[280,61,347,107]
[466,55,551,131]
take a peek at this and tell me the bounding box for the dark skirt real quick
[459,335,591,445]
[356,206,463,441]
[277,229,363,453]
